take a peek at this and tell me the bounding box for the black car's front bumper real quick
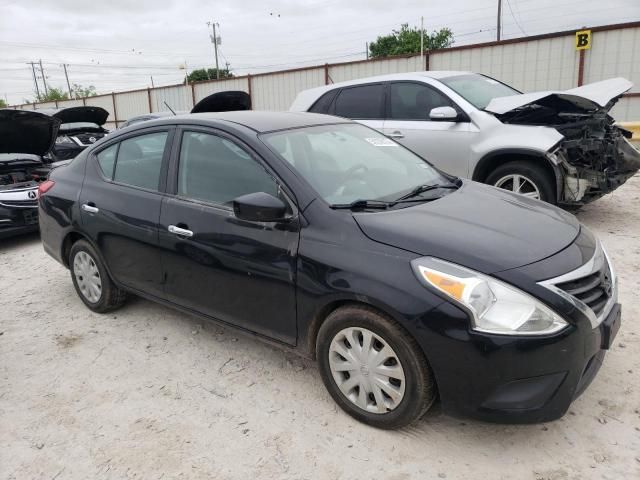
[0,205,39,238]
[416,299,620,424]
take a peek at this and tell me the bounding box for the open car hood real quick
[485,77,633,115]
[0,110,60,156]
[38,106,109,126]
[191,90,251,114]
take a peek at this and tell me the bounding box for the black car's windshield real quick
[440,74,520,109]
[261,123,453,206]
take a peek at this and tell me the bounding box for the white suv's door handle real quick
[81,203,99,214]
[387,131,404,138]
[168,225,194,238]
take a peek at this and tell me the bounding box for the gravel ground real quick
[1,176,639,480]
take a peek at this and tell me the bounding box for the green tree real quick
[187,68,234,83]
[38,87,69,102]
[72,83,97,98]
[0,98,7,108]
[369,24,454,58]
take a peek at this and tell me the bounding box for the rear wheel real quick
[317,306,436,429]
[486,160,556,204]
[69,240,126,313]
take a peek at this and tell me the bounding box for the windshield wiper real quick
[395,183,458,202]
[331,199,391,210]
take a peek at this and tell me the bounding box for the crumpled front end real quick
[550,117,640,205]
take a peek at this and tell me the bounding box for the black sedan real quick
[38,111,620,429]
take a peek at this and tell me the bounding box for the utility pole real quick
[150,76,155,88]
[420,16,424,59]
[28,62,41,101]
[38,59,49,97]
[497,0,502,41]
[62,64,73,98]
[365,42,369,60]
[207,21,221,79]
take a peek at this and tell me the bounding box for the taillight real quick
[38,180,55,196]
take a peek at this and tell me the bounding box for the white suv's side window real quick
[390,83,453,121]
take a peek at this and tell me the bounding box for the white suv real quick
[290,71,640,205]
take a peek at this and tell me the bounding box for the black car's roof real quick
[142,110,352,133]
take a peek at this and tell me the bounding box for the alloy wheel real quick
[73,251,102,303]
[494,174,541,199]
[328,327,406,414]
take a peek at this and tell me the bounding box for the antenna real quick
[164,101,176,115]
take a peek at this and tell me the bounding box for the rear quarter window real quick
[308,89,338,114]
[96,144,117,178]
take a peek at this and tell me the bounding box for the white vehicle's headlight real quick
[411,257,568,335]
[55,136,74,145]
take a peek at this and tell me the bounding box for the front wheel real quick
[317,306,436,429]
[485,160,556,204]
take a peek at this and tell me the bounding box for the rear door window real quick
[112,132,168,190]
[334,84,385,119]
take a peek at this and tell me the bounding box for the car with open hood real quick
[38,111,620,428]
[38,106,110,160]
[118,90,251,129]
[0,109,60,238]
[290,72,640,206]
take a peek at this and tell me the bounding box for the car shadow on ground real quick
[0,232,41,251]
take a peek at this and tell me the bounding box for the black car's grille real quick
[23,209,38,225]
[0,199,38,208]
[74,133,105,145]
[556,262,613,317]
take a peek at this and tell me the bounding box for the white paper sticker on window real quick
[365,137,398,147]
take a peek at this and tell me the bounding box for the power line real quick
[506,0,527,36]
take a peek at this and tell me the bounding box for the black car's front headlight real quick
[55,136,75,145]
[411,257,568,336]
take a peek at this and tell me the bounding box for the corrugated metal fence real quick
[12,21,640,130]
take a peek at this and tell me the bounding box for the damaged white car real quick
[290,72,640,206]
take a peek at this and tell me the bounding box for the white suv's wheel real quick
[486,160,556,204]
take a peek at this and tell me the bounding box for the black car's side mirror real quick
[233,192,288,222]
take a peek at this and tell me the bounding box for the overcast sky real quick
[1,0,638,105]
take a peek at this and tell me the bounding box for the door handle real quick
[168,225,194,238]
[387,131,404,138]
[81,203,99,214]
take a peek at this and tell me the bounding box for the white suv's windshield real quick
[440,74,520,109]
[262,123,452,206]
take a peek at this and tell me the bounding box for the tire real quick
[69,239,126,313]
[316,305,436,430]
[485,160,556,204]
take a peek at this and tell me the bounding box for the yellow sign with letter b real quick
[575,30,591,50]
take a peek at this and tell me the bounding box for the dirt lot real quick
[1,177,640,480]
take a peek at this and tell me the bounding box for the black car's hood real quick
[39,106,109,126]
[191,91,251,113]
[353,181,580,274]
[0,109,60,156]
